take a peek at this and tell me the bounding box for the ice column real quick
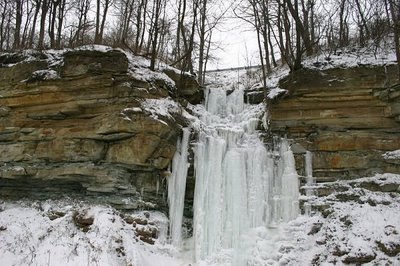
[304,151,314,215]
[168,128,190,247]
[278,139,300,222]
[305,151,313,187]
[192,87,300,261]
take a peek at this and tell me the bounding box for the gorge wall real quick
[269,65,400,181]
[0,48,201,211]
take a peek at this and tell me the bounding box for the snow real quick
[31,69,60,80]
[303,45,398,70]
[0,200,187,266]
[118,49,176,89]
[383,150,400,160]
[239,45,398,100]
[1,45,177,93]
[2,173,398,265]
[141,97,182,121]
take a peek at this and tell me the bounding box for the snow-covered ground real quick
[1,173,399,265]
[0,200,189,266]
[207,44,398,100]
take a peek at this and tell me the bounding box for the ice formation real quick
[168,128,191,247]
[187,86,299,262]
[304,151,314,215]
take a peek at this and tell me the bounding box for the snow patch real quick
[383,150,400,160]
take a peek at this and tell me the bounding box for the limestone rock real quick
[270,65,400,180]
[0,48,187,211]
[163,68,203,104]
[61,50,128,77]
[35,138,106,162]
[0,60,48,84]
[106,134,176,169]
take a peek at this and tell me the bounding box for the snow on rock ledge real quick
[0,46,197,211]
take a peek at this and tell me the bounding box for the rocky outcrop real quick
[0,48,198,211]
[163,68,203,104]
[270,65,400,180]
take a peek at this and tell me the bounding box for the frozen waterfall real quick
[304,150,315,216]
[191,87,300,261]
[168,128,190,247]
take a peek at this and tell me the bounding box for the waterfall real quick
[190,87,300,261]
[168,127,190,247]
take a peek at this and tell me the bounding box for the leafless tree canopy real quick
[0,0,399,82]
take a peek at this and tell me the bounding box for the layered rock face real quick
[0,48,200,210]
[270,66,400,180]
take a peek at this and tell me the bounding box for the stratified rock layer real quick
[270,65,400,180]
[0,49,197,210]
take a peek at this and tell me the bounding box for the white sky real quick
[210,23,260,69]
[208,15,260,70]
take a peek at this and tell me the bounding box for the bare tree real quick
[150,0,165,70]
[13,0,24,50]
[0,0,11,50]
[197,0,228,85]
[28,0,42,48]
[94,0,112,44]
[56,0,67,48]
[38,0,50,49]
[388,0,400,79]
[48,0,60,48]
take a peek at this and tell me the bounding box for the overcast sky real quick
[199,2,261,70]
[210,22,260,69]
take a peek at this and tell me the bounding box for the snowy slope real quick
[1,173,399,265]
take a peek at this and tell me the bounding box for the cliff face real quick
[270,65,400,180]
[0,48,201,210]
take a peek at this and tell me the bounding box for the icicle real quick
[168,128,190,248]
[304,151,314,216]
[192,85,300,262]
[305,151,313,185]
[279,140,300,222]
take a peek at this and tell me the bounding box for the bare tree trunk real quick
[139,0,148,52]
[13,0,23,50]
[339,0,347,47]
[38,0,49,49]
[94,0,101,43]
[250,0,267,94]
[29,0,41,48]
[185,0,197,73]
[0,0,10,50]
[267,21,277,67]
[283,0,313,56]
[6,16,12,50]
[388,0,400,80]
[197,0,208,85]
[56,0,66,48]
[21,0,34,48]
[150,0,164,70]
[49,0,59,48]
[135,0,144,52]
[354,0,370,45]
[202,31,212,84]
[99,0,110,43]
[175,0,184,64]
[146,0,156,54]
[259,0,271,73]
